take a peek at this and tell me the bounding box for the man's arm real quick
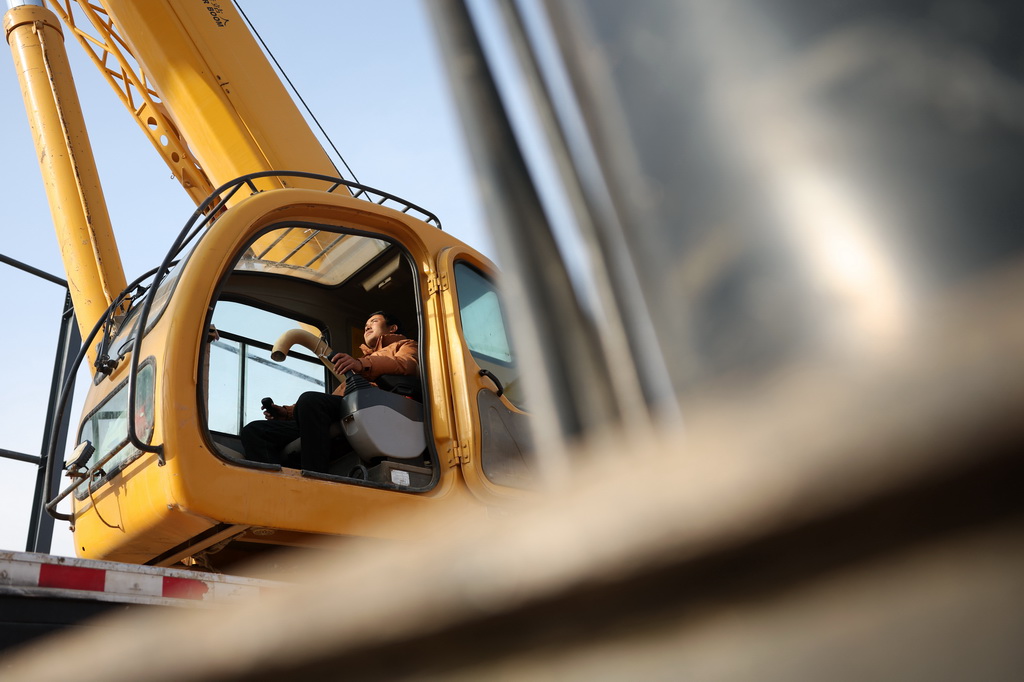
[329,338,419,390]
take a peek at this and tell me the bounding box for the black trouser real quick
[239,392,348,472]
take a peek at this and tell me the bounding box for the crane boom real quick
[4,1,127,351]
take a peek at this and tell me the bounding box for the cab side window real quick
[207,302,326,434]
[454,263,524,409]
[454,261,534,488]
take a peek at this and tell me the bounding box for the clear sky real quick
[0,1,493,557]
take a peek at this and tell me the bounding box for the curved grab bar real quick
[479,368,504,398]
[271,328,345,382]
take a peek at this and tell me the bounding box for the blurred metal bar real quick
[26,291,79,553]
[425,0,624,459]
[491,0,670,421]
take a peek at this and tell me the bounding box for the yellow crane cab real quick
[62,172,535,570]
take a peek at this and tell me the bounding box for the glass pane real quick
[242,351,324,426]
[235,226,390,286]
[75,363,155,497]
[454,262,526,409]
[207,339,241,433]
[213,301,313,344]
[89,383,128,465]
[455,264,513,364]
[208,302,326,435]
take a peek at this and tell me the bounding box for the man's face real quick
[363,314,394,347]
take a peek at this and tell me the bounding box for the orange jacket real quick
[355,333,419,382]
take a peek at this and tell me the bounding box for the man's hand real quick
[263,402,292,420]
[331,352,363,375]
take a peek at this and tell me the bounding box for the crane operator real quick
[240,311,419,473]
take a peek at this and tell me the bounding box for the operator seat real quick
[281,374,425,462]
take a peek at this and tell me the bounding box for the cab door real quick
[436,247,536,500]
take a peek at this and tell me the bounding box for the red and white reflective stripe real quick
[0,551,276,605]
[35,562,210,600]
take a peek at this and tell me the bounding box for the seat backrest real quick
[374,374,422,401]
[341,385,425,460]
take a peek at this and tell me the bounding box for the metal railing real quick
[0,253,78,554]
